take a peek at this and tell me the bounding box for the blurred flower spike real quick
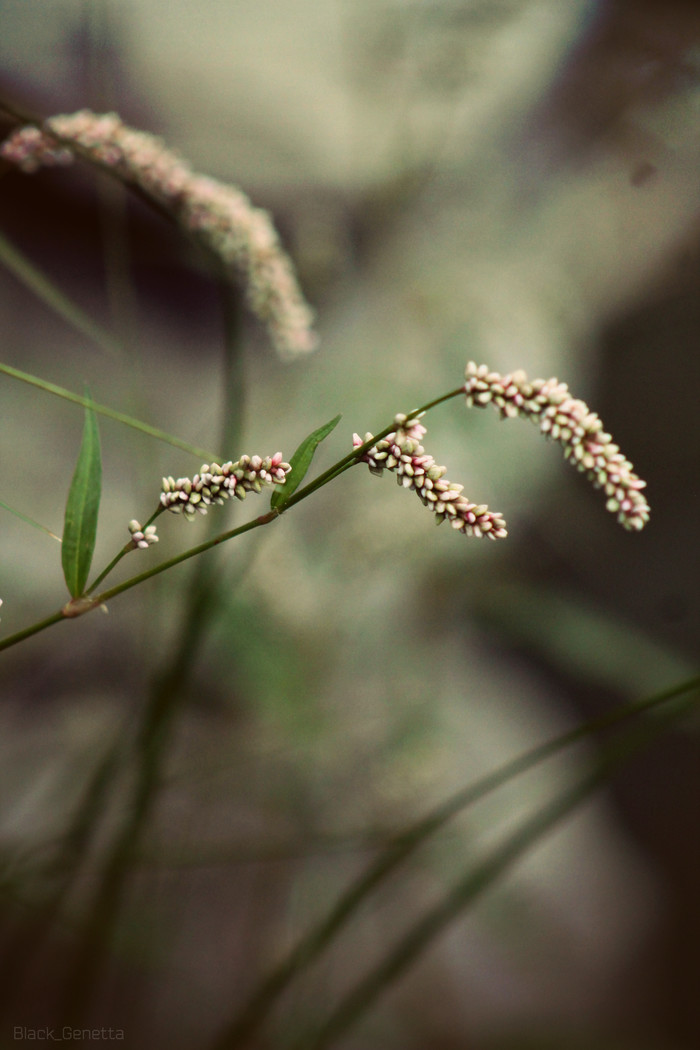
[353,416,508,539]
[0,112,317,359]
[464,362,650,531]
[161,453,291,519]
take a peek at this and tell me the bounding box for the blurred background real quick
[0,1,698,1047]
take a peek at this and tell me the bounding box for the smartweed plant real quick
[0,105,697,1050]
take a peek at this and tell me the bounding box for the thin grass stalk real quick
[287,686,700,1050]
[57,284,247,1024]
[0,737,126,1021]
[210,675,700,1048]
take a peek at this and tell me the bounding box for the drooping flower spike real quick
[464,362,650,531]
[353,416,507,539]
[0,111,317,359]
[161,453,291,519]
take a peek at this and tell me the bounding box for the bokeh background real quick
[0,1,698,1048]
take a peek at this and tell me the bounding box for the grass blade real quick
[0,362,217,461]
[210,675,700,1049]
[0,228,122,359]
[292,686,700,1050]
[0,498,61,541]
[62,394,102,597]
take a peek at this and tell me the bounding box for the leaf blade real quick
[271,414,341,509]
[61,395,102,597]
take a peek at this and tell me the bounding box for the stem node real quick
[61,596,100,619]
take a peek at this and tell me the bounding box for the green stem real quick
[57,275,249,1025]
[58,571,218,1024]
[0,734,128,1023]
[275,387,465,512]
[0,386,466,655]
[0,609,67,650]
[86,506,164,594]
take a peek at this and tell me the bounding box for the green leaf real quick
[61,393,102,597]
[271,414,341,509]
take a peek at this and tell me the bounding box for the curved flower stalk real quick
[353,415,507,539]
[464,362,650,531]
[161,452,291,519]
[0,111,317,359]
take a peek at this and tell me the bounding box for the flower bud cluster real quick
[0,111,317,359]
[464,362,650,531]
[353,415,507,539]
[160,453,291,519]
[0,125,72,172]
[128,520,159,549]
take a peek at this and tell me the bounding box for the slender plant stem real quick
[86,506,164,595]
[210,674,700,1048]
[57,279,248,1024]
[272,387,465,512]
[0,734,128,1021]
[0,362,218,460]
[0,497,61,540]
[0,229,124,359]
[284,687,700,1050]
[0,387,467,656]
[217,282,246,456]
[0,95,37,125]
[57,569,221,1024]
[0,609,67,650]
[0,513,269,654]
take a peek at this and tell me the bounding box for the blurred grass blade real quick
[62,394,102,597]
[0,362,216,460]
[211,673,700,1050]
[0,498,61,541]
[295,685,700,1050]
[0,228,123,359]
[271,414,341,509]
[474,582,697,696]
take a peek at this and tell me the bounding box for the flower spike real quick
[161,453,291,519]
[464,362,650,531]
[1,111,317,359]
[353,415,507,539]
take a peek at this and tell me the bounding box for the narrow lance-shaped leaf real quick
[61,394,102,597]
[271,414,341,509]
